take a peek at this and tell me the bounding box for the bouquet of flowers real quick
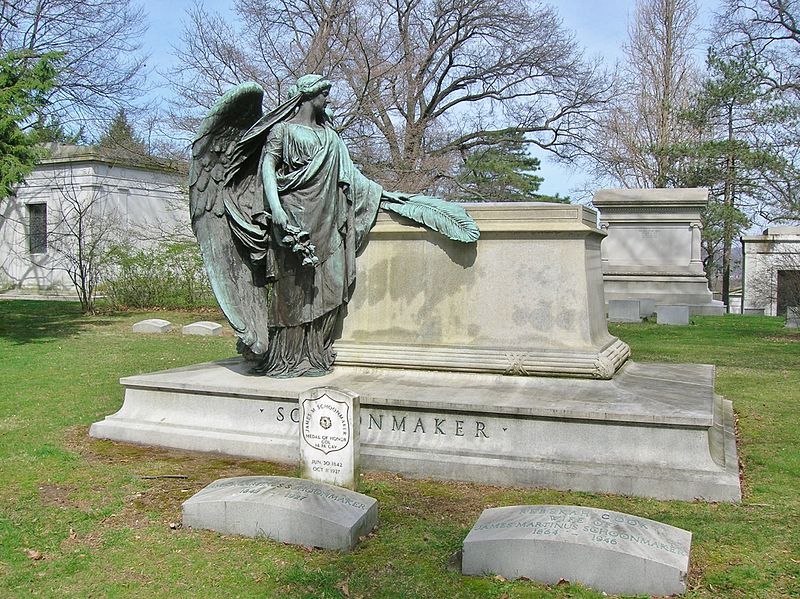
[281,224,320,267]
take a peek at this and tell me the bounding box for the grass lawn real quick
[0,300,798,598]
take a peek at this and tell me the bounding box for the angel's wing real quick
[189,82,272,359]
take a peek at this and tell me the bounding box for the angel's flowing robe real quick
[255,121,382,377]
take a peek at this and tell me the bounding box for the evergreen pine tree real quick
[0,50,60,199]
[97,109,147,157]
[456,132,568,203]
[664,50,793,305]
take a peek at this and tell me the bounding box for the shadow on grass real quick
[0,300,122,344]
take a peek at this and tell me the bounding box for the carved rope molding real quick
[334,339,631,380]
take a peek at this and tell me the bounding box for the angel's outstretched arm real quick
[261,154,290,229]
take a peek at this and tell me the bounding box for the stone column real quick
[690,222,702,266]
[600,222,610,267]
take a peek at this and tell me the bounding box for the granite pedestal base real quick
[90,359,740,502]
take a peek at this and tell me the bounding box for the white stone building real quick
[741,227,800,316]
[593,188,725,315]
[0,144,188,293]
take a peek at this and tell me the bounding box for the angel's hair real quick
[287,74,332,100]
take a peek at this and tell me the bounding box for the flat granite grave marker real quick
[608,299,641,323]
[638,297,656,318]
[299,388,360,489]
[181,321,223,336]
[462,505,691,596]
[132,319,172,333]
[182,476,377,551]
[657,305,690,325]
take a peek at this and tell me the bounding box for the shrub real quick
[103,241,216,309]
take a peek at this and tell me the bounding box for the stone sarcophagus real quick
[336,202,629,379]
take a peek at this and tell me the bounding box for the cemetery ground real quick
[0,301,798,598]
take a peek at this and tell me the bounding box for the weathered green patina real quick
[189,75,479,378]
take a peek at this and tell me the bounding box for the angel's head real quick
[288,74,331,101]
[288,74,333,123]
[289,73,333,99]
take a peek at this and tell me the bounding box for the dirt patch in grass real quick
[130,477,195,520]
[63,426,149,464]
[64,425,266,473]
[62,425,300,527]
[37,482,99,514]
[767,333,800,343]
[38,483,80,509]
[364,472,506,527]
[64,426,492,532]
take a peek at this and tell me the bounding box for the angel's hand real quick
[271,207,290,230]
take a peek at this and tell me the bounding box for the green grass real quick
[0,301,798,598]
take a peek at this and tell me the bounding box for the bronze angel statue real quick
[189,74,479,378]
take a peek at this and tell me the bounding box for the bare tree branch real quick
[579,0,703,189]
[0,0,149,133]
[168,0,611,192]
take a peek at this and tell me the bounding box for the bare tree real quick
[0,0,149,133]
[582,0,703,188]
[717,0,800,96]
[46,174,121,313]
[753,129,800,222]
[168,0,611,190]
[714,0,800,222]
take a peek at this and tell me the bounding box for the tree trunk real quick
[722,103,735,312]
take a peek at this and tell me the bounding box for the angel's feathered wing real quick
[189,82,271,359]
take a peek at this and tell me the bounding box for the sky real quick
[140,0,720,199]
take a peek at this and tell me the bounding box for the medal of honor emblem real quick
[301,394,350,454]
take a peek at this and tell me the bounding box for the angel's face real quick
[309,89,330,119]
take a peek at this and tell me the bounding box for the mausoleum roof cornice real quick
[742,226,800,242]
[36,143,187,176]
[593,188,709,211]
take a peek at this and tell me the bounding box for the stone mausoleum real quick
[741,226,800,316]
[593,188,725,315]
[0,144,186,293]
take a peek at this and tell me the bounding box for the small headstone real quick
[462,505,691,596]
[656,305,690,325]
[743,308,765,316]
[638,298,656,318]
[132,318,172,333]
[786,306,800,328]
[181,321,223,336]
[182,476,377,551]
[608,300,641,323]
[299,387,359,490]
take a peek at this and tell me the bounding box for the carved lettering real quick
[368,414,383,430]
[472,506,689,558]
[278,409,492,440]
